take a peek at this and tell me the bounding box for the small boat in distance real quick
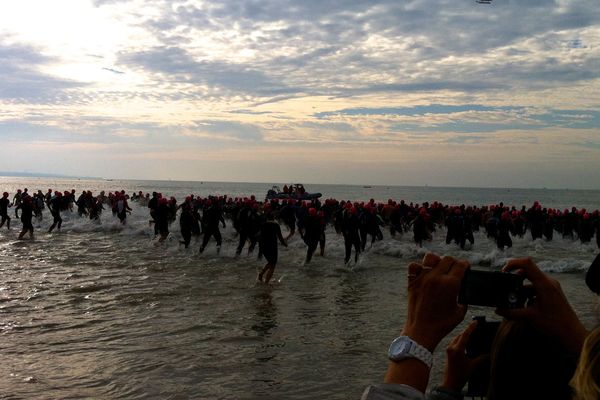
[266,184,322,201]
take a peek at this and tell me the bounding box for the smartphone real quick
[465,316,500,397]
[458,268,528,309]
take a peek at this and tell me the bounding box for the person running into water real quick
[178,196,196,248]
[48,191,63,233]
[340,203,361,265]
[258,210,287,284]
[15,195,34,239]
[115,194,132,224]
[235,202,262,256]
[303,207,325,263]
[199,199,226,254]
[0,192,12,230]
[155,197,170,242]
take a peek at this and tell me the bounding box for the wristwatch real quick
[388,336,433,368]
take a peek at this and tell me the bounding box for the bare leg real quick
[264,264,276,284]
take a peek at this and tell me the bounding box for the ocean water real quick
[0,177,599,399]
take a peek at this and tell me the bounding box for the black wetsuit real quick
[445,214,465,247]
[303,214,324,263]
[389,207,403,237]
[0,198,11,229]
[148,195,159,235]
[412,215,429,247]
[200,205,225,252]
[16,199,34,233]
[497,219,513,249]
[580,219,594,243]
[341,210,361,263]
[76,193,88,216]
[528,208,544,240]
[485,216,498,240]
[179,204,195,248]
[155,202,170,237]
[236,208,261,255]
[279,204,296,235]
[259,220,285,264]
[543,214,554,241]
[360,211,384,250]
[48,197,63,232]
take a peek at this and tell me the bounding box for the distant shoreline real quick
[0,172,102,180]
[0,174,598,192]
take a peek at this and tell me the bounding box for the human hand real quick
[441,320,488,393]
[496,257,587,354]
[402,253,469,352]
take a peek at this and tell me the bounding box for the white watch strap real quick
[389,336,433,368]
[407,338,433,368]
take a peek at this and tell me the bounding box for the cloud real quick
[118,46,304,97]
[102,67,125,74]
[315,105,600,134]
[0,41,86,103]
[183,120,264,142]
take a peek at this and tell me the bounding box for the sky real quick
[1,0,599,189]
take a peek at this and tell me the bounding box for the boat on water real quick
[266,184,322,201]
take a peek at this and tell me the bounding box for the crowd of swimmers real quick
[2,188,600,282]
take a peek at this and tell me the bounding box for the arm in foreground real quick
[362,254,469,400]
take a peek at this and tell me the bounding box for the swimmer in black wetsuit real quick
[155,197,170,242]
[48,192,63,233]
[340,204,361,264]
[0,192,12,230]
[15,195,34,239]
[303,208,325,263]
[411,208,430,247]
[148,192,159,235]
[257,212,287,284]
[199,199,226,254]
[279,200,297,240]
[179,196,195,248]
[497,211,513,249]
[235,202,262,256]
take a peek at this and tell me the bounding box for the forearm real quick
[384,326,438,393]
[384,359,430,393]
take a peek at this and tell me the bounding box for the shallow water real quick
[1,177,599,399]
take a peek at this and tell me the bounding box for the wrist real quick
[401,325,440,353]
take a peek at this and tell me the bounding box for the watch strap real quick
[389,336,433,368]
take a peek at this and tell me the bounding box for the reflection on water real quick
[251,290,279,338]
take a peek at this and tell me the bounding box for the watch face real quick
[389,337,411,360]
[388,336,433,368]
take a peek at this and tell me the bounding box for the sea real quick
[0,177,599,399]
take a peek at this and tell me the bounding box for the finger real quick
[431,255,456,276]
[447,259,469,278]
[422,252,441,268]
[502,258,545,282]
[407,262,424,283]
[456,320,478,349]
